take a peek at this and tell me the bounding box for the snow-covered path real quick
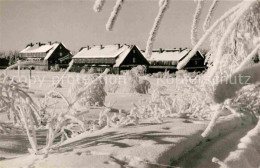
[171,125,253,168]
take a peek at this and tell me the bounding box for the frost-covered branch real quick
[106,0,124,31]
[203,0,219,31]
[208,1,256,79]
[177,1,244,70]
[93,0,105,12]
[144,0,169,58]
[201,104,223,138]
[213,63,260,104]
[191,0,204,46]
[234,43,260,73]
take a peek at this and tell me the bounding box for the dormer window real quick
[60,52,63,57]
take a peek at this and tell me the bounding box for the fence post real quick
[17,60,21,80]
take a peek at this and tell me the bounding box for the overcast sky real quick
[0,0,238,52]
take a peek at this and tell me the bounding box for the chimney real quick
[48,41,52,45]
[117,44,121,49]
[159,48,163,53]
[87,45,91,50]
[26,43,33,47]
[100,44,104,49]
[37,42,45,47]
[179,48,182,52]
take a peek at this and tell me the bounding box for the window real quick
[133,57,136,63]
[133,49,135,54]
[59,52,63,57]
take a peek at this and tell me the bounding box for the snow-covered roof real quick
[113,47,132,67]
[148,49,190,62]
[20,44,54,54]
[44,43,60,60]
[73,44,130,59]
[20,42,69,61]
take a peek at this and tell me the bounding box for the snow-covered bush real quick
[133,65,146,76]
[136,79,151,94]
[87,67,96,74]
[0,73,40,154]
[124,68,151,94]
[0,60,110,156]
[50,64,60,72]
[59,68,66,72]
[151,72,164,78]
[68,74,107,107]
[106,83,120,93]
[80,68,86,74]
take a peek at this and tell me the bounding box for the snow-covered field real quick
[0,69,259,168]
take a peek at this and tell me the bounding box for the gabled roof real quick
[73,44,130,59]
[44,43,60,60]
[20,42,70,60]
[148,49,190,62]
[114,46,132,67]
[20,43,55,53]
[73,44,144,67]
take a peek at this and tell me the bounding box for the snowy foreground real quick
[0,115,255,168]
[0,118,206,168]
[0,70,259,168]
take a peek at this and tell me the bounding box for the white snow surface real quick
[148,49,190,62]
[222,119,260,168]
[73,44,130,59]
[19,42,68,61]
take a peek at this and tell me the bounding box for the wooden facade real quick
[0,58,9,69]
[73,45,150,74]
[181,51,206,72]
[148,49,206,73]
[20,42,72,70]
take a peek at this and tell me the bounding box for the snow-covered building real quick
[73,44,149,74]
[20,42,72,70]
[148,48,206,73]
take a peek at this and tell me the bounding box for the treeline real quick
[0,51,21,68]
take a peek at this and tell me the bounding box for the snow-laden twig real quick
[20,105,38,154]
[52,60,74,91]
[45,60,74,106]
[106,0,124,31]
[93,0,105,12]
[191,0,204,46]
[144,0,169,58]
[208,1,256,79]
[234,43,260,73]
[201,104,223,138]
[177,1,244,70]
[203,0,219,31]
